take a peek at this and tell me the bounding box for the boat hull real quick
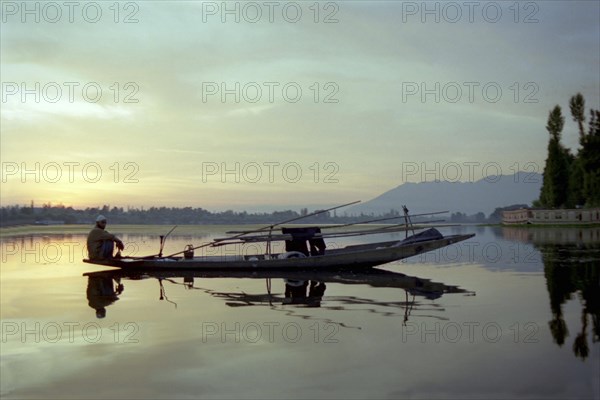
[83,233,474,270]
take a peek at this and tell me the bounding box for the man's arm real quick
[99,230,124,250]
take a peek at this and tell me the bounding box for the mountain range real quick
[347,172,542,217]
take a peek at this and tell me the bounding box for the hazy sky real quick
[1,1,599,211]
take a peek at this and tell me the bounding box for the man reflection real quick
[87,274,124,318]
[283,279,326,307]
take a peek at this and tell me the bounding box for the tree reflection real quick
[538,242,600,360]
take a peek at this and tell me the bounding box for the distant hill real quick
[348,172,542,217]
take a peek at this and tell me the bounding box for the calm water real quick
[1,225,598,399]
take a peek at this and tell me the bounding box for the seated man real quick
[87,215,124,260]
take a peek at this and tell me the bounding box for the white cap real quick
[96,215,107,222]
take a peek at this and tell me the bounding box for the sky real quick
[1,0,599,212]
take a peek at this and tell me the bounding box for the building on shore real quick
[502,208,600,225]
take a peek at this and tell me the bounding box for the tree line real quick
[536,93,600,208]
[0,204,451,227]
[1,202,506,226]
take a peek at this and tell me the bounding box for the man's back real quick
[87,227,115,260]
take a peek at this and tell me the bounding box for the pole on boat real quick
[402,205,415,238]
[163,200,361,258]
[226,200,362,235]
[211,220,458,246]
[158,225,178,257]
[317,210,449,230]
[265,227,273,257]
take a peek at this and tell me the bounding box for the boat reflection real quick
[84,268,473,323]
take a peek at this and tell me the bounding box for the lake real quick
[1,225,598,399]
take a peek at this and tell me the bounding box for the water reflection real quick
[86,274,123,318]
[501,225,600,245]
[3,228,598,398]
[500,226,600,361]
[84,268,473,324]
[537,242,600,361]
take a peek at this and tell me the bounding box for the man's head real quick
[95,215,107,229]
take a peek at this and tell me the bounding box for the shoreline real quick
[0,224,236,238]
[2,223,599,239]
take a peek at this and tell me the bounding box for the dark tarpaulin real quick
[400,228,443,245]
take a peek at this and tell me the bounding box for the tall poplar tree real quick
[569,93,586,138]
[580,109,600,206]
[539,106,570,208]
[567,93,586,207]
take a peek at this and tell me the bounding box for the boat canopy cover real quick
[281,227,327,256]
[400,228,443,245]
